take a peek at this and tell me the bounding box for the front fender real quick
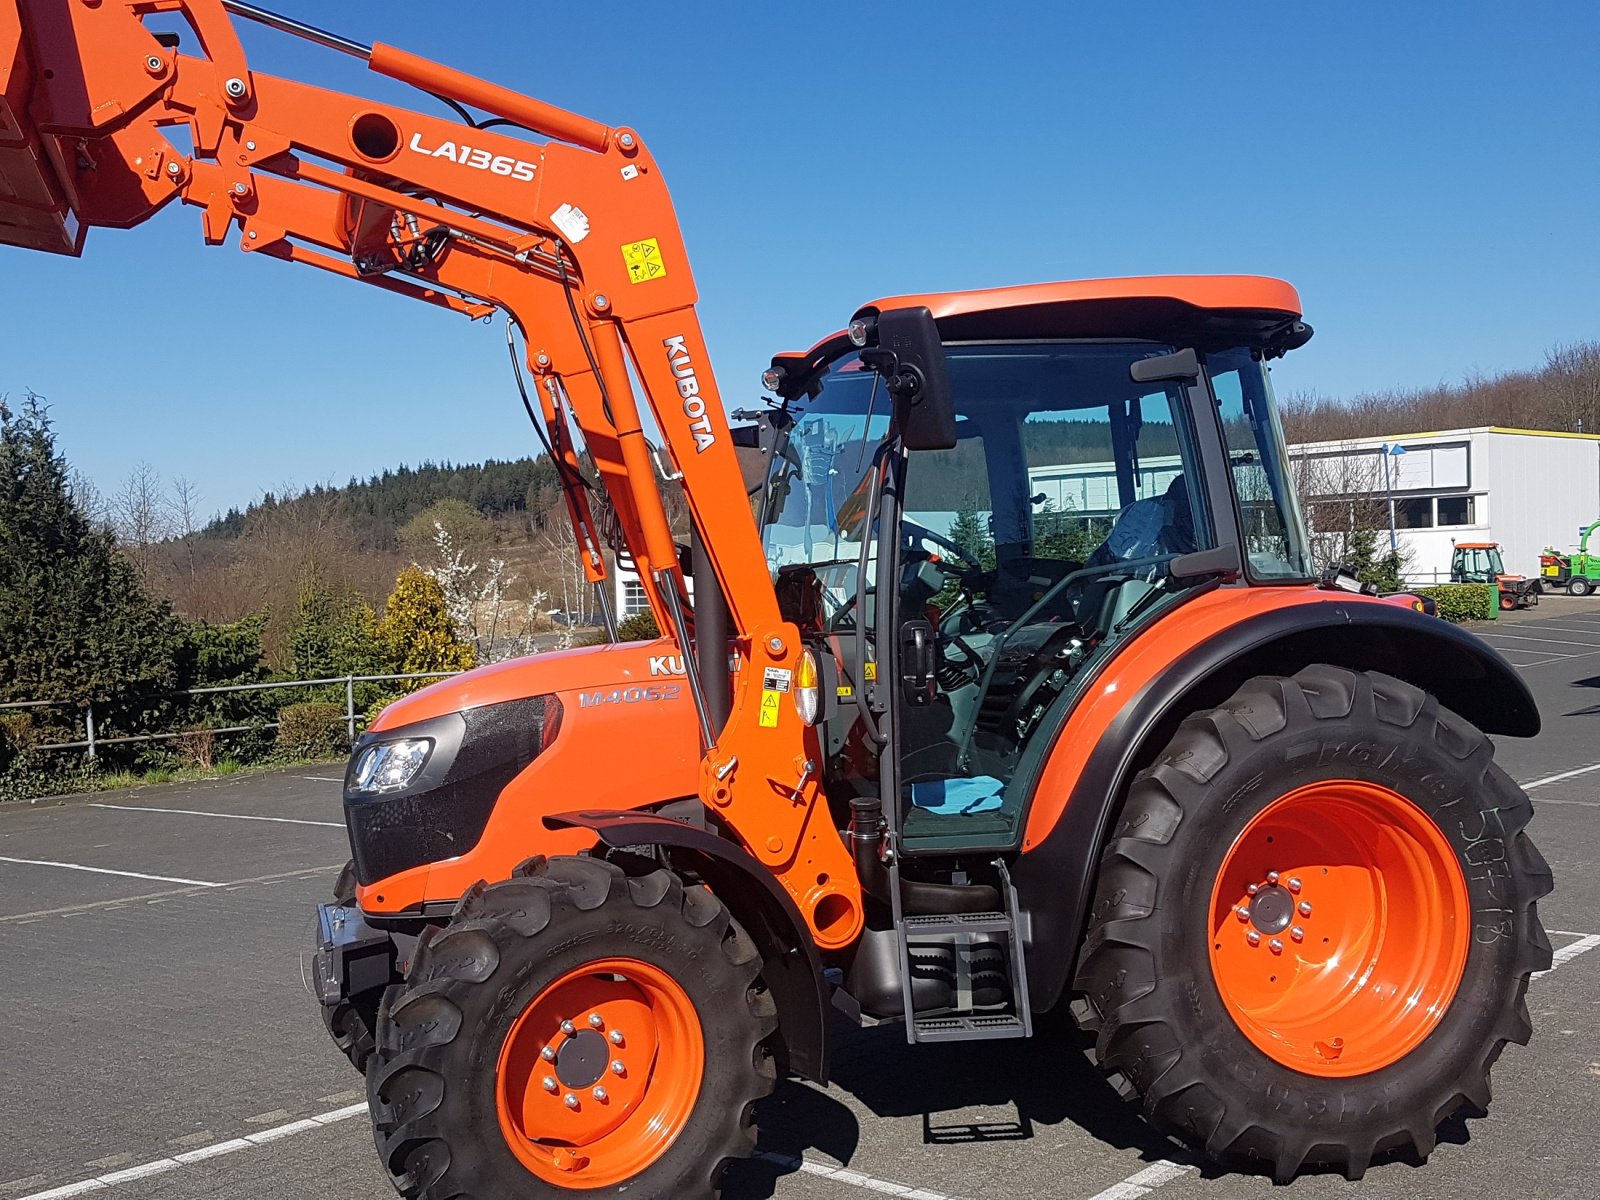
[546,809,830,1085]
[1013,590,1538,1012]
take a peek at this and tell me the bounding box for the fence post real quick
[345,676,357,744]
[84,702,97,761]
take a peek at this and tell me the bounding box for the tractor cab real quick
[753,279,1319,1037]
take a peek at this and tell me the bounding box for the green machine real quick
[1541,519,1600,596]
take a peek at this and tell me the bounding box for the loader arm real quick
[0,0,863,948]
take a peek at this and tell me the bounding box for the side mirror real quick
[859,306,957,451]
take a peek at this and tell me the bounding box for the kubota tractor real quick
[1,3,1553,1195]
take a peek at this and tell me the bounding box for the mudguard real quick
[1012,593,1539,1013]
[545,809,830,1084]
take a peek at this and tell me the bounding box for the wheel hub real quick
[1248,884,1294,934]
[555,1028,609,1089]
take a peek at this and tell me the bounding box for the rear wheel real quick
[366,856,776,1199]
[1499,591,1517,611]
[1073,667,1551,1181]
[1569,577,1592,597]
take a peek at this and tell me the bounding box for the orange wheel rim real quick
[495,957,704,1188]
[1207,780,1469,1077]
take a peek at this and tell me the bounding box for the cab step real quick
[902,911,1012,935]
[912,1013,1027,1042]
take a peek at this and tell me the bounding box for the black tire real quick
[1072,666,1552,1181]
[1570,577,1593,597]
[323,860,379,1074]
[366,856,777,1199]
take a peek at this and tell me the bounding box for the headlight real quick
[350,738,434,794]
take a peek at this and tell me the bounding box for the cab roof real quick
[770,274,1306,400]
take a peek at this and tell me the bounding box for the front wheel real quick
[366,857,776,1199]
[1073,667,1552,1181]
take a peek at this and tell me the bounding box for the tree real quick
[378,567,477,676]
[398,498,492,561]
[0,394,186,738]
[285,582,386,680]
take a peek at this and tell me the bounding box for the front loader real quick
[1,3,1554,1195]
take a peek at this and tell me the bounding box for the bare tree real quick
[168,475,203,583]
[113,461,170,582]
[1290,443,1407,575]
[67,467,113,533]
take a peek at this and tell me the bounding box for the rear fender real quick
[546,809,830,1084]
[1012,592,1538,1013]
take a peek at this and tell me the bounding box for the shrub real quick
[0,712,39,772]
[275,702,349,761]
[1415,583,1495,623]
[616,610,661,642]
[174,727,217,770]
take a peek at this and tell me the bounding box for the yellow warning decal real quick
[836,685,854,699]
[759,689,781,728]
[863,661,877,682]
[621,238,667,284]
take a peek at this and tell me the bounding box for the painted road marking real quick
[1479,632,1600,648]
[1071,929,1600,1200]
[301,776,346,783]
[1498,624,1600,637]
[1515,648,1600,669]
[0,865,344,923]
[759,1153,962,1199]
[1084,1160,1195,1200]
[14,1104,370,1200]
[85,802,343,828]
[1522,761,1600,789]
[0,856,220,888]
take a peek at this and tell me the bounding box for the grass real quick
[1,754,340,803]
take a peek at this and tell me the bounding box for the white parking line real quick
[1499,624,1600,637]
[1515,648,1600,669]
[1522,761,1600,789]
[14,1104,369,1200]
[758,1154,962,1199]
[85,802,343,828]
[301,776,346,783]
[1480,632,1600,648]
[0,856,220,888]
[1073,929,1600,1200]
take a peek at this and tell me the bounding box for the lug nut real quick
[1246,883,1260,896]
[560,1019,576,1035]
[1290,926,1305,942]
[1269,938,1284,954]
[609,1030,625,1046]
[540,1046,556,1062]
[611,1060,626,1076]
[592,1086,608,1101]
[563,1093,579,1109]
[1246,930,1261,946]
[542,1076,558,1093]
[1235,906,1251,922]
[1299,901,1313,917]
[1287,877,1302,893]
[589,1014,604,1029]
[1267,871,1280,885]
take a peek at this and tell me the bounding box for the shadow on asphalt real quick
[723,1017,1180,1198]
[722,1016,1481,1196]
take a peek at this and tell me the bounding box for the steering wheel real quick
[903,518,985,572]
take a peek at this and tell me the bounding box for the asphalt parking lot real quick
[4,599,1600,1200]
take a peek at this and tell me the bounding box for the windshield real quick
[1206,348,1314,580]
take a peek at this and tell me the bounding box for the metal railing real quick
[0,672,464,758]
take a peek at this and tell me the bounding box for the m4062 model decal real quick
[577,685,682,708]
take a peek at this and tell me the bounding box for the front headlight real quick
[350,738,434,795]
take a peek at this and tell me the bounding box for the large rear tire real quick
[366,856,777,1199]
[1073,667,1552,1181]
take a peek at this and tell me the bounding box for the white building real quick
[1291,427,1600,582]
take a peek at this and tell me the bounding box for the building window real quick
[1436,495,1476,527]
[1393,498,1434,529]
[621,580,647,615]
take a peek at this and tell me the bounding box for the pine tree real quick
[0,394,186,735]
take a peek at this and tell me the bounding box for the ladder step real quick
[912,1014,1027,1043]
[902,911,1013,935]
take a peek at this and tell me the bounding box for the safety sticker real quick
[550,203,590,244]
[863,661,877,682]
[759,690,782,728]
[622,237,667,283]
[836,684,854,699]
[762,667,792,693]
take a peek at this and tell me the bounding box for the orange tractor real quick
[1,3,1553,1194]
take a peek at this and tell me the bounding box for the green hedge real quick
[1414,583,1495,623]
[275,702,349,761]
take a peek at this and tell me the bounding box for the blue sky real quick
[5,0,1598,519]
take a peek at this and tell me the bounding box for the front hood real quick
[372,638,687,730]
